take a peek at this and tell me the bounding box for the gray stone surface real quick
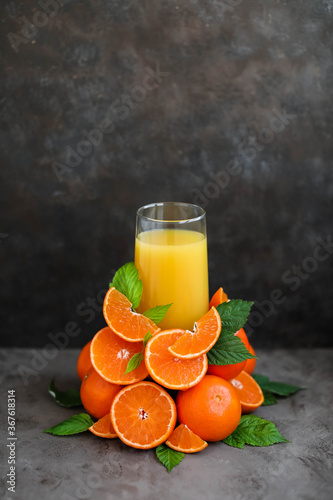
[0,348,332,500]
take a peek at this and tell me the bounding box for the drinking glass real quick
[135,202,209,330]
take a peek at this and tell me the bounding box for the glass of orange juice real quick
[135,202,209,330]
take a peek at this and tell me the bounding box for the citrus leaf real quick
[43,413,94,436]
[143,331,152,348]
[110,262,143,309]
[207,332,256,365]
[260,381,303,397]
[251,374,270,386]
[223,415,289,449]
[216,300,253,333]
[123,352,144,375]
[262,390,277,406]
[156,444,184,472]
[48,378,82,408]
[252,374,304,397]
[143,304,172,324]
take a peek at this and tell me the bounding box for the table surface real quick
[1,348,332,500]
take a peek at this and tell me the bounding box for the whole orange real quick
[207,359,246,380]
[176,375,241,441]
[207,328,250,380]
[80,367,121,419]
[244,344,256,375]
[236,328,251,349]
[77,341,92,381]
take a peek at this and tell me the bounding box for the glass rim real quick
[136,202,206,224]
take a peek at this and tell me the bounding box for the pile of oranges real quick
[77,286,263,453]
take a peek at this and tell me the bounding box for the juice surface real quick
[135,229,209,330]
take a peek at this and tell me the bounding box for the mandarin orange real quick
[209,287,228,309]
[168,307,221,359]
[165,424,208,453]
[80,367,121,419]
[207,328,252,380]
[230,371,264,414]
[145,330,208,390]
[176,375,241,441]
[89,414,117,439]
[77,341,92,381]
[90,326,148,385]
[111,381,177,449]
[103,287,160,342]
[244,344,256,375]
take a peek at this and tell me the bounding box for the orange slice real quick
[103,287,160,342]
[230,371,264,414]
[110,381,177,449]
[144,330,208,390]
[168,307,221,359]
[209,287,228,309]
[90,326,148,385]
[165,424,208,453]
[77,341,92,381]
[89,414,117,439]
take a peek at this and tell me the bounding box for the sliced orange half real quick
[209,287,228,309]
[230,371,264,414]
[89,414,117,439]
[110,381,177,449]
[144,330,208,390]
[165,424,208,453]
[90,326,148,385]
[103,287,160,342]
[168,307,221,359]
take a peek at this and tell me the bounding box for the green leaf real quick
[207,299,256,365]
[251,374,269,386]
[156,444,184,472]
[207,332,256,365]
[43,413,94,436]
[48,378,82,408]
[110,262,143,309]
[223,415,289,449]
[262,390,277,406]
[261,381,303,397]
[123,352,144,375]
[143,304,173,324]
[143,331,152,348]
[216,300,254,334]
[252,374,303,397]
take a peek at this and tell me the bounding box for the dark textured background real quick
[0,0,332,348]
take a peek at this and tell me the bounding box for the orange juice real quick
[135,229,209,330]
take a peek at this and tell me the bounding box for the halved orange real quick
[209,287,228,309]
[89,414,117,439]
[230,371,264,414]
[168,307,221,359]
[144,330,208,390]
[165,424,208,453]
[90,326,148,385]
[103,287,160,342]
[110,381,177,449]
